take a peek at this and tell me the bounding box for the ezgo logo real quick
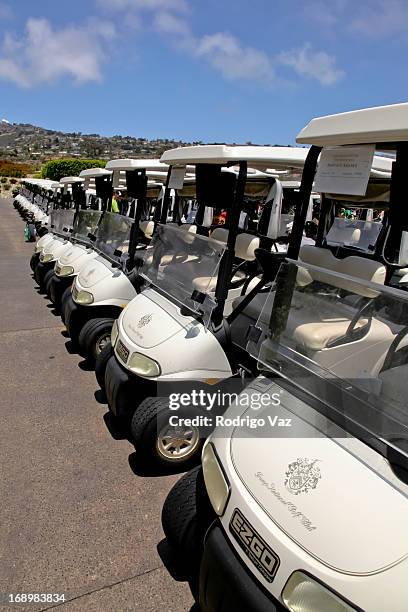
[229,508,279,582]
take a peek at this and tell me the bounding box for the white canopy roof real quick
[297,103,408,146]
[160,145,309,170]
[60,176,85,185]
[106,158,168,171]
[79,168,112,178]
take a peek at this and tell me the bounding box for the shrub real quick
[10,178,17,184]
[0,160,34,177]
[42,159,106,181]
[0,177,7,184]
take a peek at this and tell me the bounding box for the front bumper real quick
[64,295,92,342]
[105,354,155,419]
[34,260,53,287]
[199,523,285,612]
[49,274,72,308]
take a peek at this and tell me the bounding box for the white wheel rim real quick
[156,423,200,462]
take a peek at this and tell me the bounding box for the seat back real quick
[298,245,386,298]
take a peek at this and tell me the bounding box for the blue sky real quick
[0,0,407,144]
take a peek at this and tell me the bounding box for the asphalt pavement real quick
[0,199,194,612]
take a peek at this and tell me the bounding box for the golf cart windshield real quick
[326,217,383,253]
[72,210,103,243]
[247,260,408,469]
[93,212,134,263]
[50,209,75,236]
[140,224,225,320]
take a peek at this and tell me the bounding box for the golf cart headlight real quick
[282,572,357,612]
[111,320,119,347]
[74,290,94,305]
[202,442,230,516]
[128,352,161,377]
[40,252,54,263]
[57,264,74,277]
[35,244,43,254]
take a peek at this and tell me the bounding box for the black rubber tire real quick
[95,342,113,392]
[43,269,54,297]
[131,397,204,471]
[30,253,39,272]
[78,317,115,362]
[60,287,72,323]
[161,466,212,585]
[162,467,201,552]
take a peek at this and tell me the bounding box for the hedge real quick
[42,159,106,181]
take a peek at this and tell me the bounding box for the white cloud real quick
[195,33,275,83]
[350,0,408,37]
[0,18,116,88]
[0,2,12,20]
[98,0,188,12]
[278,44,344,86]
[303,0,408,39]
[153,11,191,37]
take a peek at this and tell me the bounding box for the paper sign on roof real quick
[168,166,186,189]
[314,145,375,196]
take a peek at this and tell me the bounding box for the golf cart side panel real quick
[42,240,72,261]
[58,245,99,276]
[116,289,233,379]
[75,258,136,306]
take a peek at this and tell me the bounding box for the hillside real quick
[0,119,194,164]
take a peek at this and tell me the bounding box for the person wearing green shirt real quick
[111,195,120,213]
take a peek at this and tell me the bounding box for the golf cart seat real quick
[325,223,361,246]
[394,267,408,277]
[139,220,155,238]
[192,232,260,293]
[232,246,390,368]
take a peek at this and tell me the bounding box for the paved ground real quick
[0,199,194,612]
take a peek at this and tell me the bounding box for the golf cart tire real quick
[162,467,202,573]
[131,397,204,471]
[78,317,115,362]
[44,269,54,297]
[30,253,39,272]
[60,287,72,323]
[162,466,201,552]
[95,342,113,392]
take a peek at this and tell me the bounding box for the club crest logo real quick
[137,313,153,328]
[285,458,321,495]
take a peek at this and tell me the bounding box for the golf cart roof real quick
[79,168,112,178]
[106,158,169,171]
[296,103,408,147]
[59,176,85,185]
[160,145,309,170]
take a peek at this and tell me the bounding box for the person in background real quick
[111,190,120,213]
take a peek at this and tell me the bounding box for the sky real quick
[0,0,407,145]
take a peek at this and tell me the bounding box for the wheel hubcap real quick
[95,333,111,356]
[156,424,200,462]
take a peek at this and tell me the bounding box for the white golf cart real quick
[161,103,408,612]
[63,159,169,361]
[33,176,86,290]
[48,167,113,310]
[102,145,314,468]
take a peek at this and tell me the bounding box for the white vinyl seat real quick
[192,232,259,293]
[232,245,388,352]
[139,220,155,239]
